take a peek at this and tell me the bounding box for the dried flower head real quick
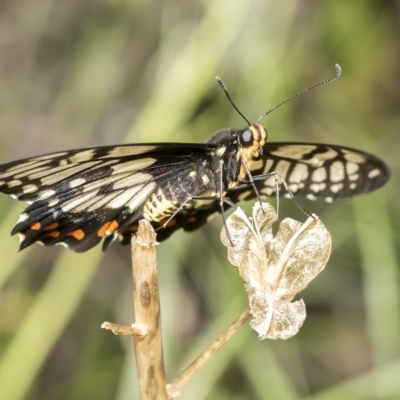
[221,203,331,340]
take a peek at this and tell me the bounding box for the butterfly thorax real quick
[142,124,267,223]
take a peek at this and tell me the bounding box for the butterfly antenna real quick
[257,64,341,122]
[215,76,251,126]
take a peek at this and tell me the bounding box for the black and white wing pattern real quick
[0,143,215,252]
[0,140,390,252]
[241,142,390,202]
[161,142,390,237]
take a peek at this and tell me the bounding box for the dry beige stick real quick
[167,307,251,399]
[131,219,168,400]
[101,321,146,336]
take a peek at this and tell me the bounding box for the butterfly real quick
[0,65,390,252]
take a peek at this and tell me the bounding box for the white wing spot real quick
[61,191,98,212]
[102,146,157,158]
[346,162,359,175]
[312,167,327,183]
[74,194,105,212]
[107,187,142,210]
[69,178,86,188]
[349,173,359,181]
[193,198,215,208]
[48,198,59,206]
[310,183,326,193]
[56,242,69,248]
[237,190,252,201]
[272,147,337,167]
[7,180,22,188]
[261,187,275,196]
[270,145,317,159]
[15,166,48,179]
[4,160,36,173]
[330,183,343,193]
[306,194,317,200]
[289,163,308,183]
[86,194,116,212]
[305,148,338,166]
[263,176,276,188]
[190,171,197,178]
[37,152,68,160]
[112,172,153,190]
[325,197,333,203]
[31,161,99,183]
[22,184,38,193]
[111,158,156,173]
[128,182,156,212]
[274,160,291,178]
[1,160,50,179]
[250,159,265,171]
[68,150,95,163]
[330,161,345,182]
[39,189,56,199]
[368,169,381,178]
[17,213,29,223]
[350,183,357,189]
[343,151,366,164]
[17,233,26,243]
[288,184,298,192]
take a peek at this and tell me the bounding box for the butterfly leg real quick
[253,172,313,218]
[235,172,313,218]
[241,157,265,213]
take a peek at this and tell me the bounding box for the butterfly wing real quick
[0,141,390,251]
[236,142,391,202]
[0,143,215,252]
[161,142,390,240]
[119,139,391,244]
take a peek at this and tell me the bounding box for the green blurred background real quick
[0,1,399,399]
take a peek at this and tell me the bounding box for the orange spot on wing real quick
[68,229,85,241]
[159,218,177,228]
[44,222,59,231]
[30,222,41,230]
[121,224,139,234]
[187,216,197,223]
[48,231,60,238]
[98,220,119,237]
[98,222,110,237]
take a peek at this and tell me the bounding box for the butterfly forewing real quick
[248,142,390,201]
[0,143,217,251]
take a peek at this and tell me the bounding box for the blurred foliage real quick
[0,0,399,399]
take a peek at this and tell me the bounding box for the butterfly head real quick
[238,123,267,159]
[236,123,267,180]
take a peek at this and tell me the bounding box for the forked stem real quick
[167,307,251,398]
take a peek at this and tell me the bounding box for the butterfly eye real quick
[239,129,254,147]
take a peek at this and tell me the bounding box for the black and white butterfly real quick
[0,65,390,252]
